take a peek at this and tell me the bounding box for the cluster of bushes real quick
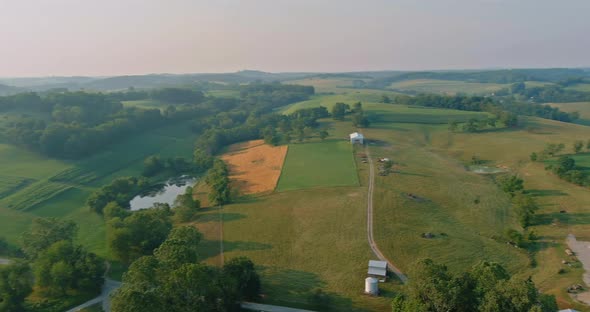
[547,156,589,186]
[391,259,556,312]
[111,226,261,311]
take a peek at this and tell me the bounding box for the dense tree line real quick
[111,226,261,312]
[392,259,557,312]
[86,176,151,214]
[500,82,590,103]
[394,94,577,123]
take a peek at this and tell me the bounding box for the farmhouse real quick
[349,132,364,144]
[367,260,387,278]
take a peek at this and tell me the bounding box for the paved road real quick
[241,302,316,312]
[64,278,121,312]
[365,146,408,283]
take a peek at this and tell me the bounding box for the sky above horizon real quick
[1,0,589,77]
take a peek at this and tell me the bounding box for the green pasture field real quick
[276,140,359,191]
[388,79,507,95]
[403,117,590,309]
[197,187,395,311]
[364,102,490,124]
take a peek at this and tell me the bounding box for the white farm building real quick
[367,260,387,278]
[349,132,364,144]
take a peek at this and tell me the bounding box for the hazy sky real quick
[1,0,589,77]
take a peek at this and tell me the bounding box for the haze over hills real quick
[1,68,590,96]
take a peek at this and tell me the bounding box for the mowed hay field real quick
[221,140,288,195]
[276,140,359,191]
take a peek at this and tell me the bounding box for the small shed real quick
[368,260,387,278]
[350,132,364,144]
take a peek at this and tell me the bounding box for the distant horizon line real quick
[1,66,589,79]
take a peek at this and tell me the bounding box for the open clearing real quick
[221,140,288,195]
[276,140,359,192]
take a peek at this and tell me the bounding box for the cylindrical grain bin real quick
[365,277,379,295]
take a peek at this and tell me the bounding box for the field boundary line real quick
[365,145,408,283]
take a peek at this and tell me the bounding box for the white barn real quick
[350,132,364,144]
[367,260,387,278]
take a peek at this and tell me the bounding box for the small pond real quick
[129,175,196,211]
[468,165,509,174]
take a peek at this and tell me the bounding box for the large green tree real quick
[391,259,556,312]
[0,261,33,312]
[21,218,77,259]
[107,207,173,264]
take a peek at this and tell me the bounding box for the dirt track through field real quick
[365,145,408,283]
[221,140,288,195]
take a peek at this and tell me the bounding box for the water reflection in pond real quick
[129,176,196,211]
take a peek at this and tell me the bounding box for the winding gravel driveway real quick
[365,145,407,283]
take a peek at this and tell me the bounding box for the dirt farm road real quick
[365,145,408,283]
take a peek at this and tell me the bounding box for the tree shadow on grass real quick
[395,171,432,178]
[197,240,272,260]
[526,189,569,197]
[259,268,363,311]
[536,212,590,226]
[196,212,246,223]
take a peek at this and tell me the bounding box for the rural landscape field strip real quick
[365,146,407,283]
